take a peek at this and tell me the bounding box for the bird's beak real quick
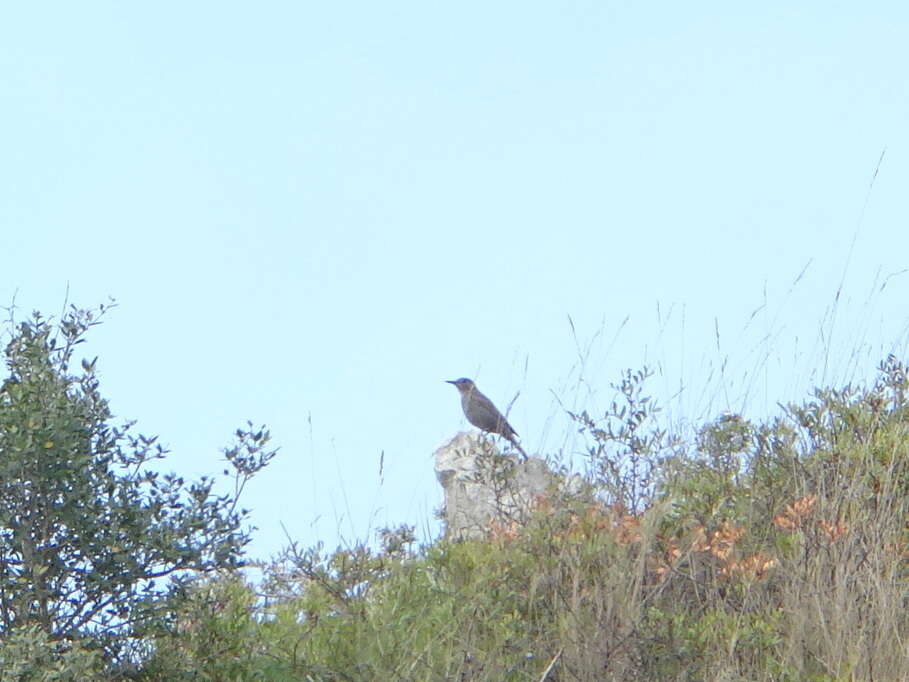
[445,380,457,385]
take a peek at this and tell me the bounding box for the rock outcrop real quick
[434,432,580,539]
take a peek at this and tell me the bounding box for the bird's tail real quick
[508,437,528,461]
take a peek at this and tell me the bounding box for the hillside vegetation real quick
[2,306,909,681]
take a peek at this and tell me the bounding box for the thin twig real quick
[538,648,562,681]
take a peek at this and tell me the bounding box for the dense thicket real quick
[4,305,909,681]
[140,357,909,681]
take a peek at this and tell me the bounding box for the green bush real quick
[0,625,103,681]
[0,305,274,672]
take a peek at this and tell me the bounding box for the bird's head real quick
[446,378,475,393]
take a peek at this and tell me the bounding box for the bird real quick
[446,378,527,460]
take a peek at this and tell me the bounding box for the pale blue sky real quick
[3,3,908,560]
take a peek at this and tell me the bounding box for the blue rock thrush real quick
[447,378,528,460]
